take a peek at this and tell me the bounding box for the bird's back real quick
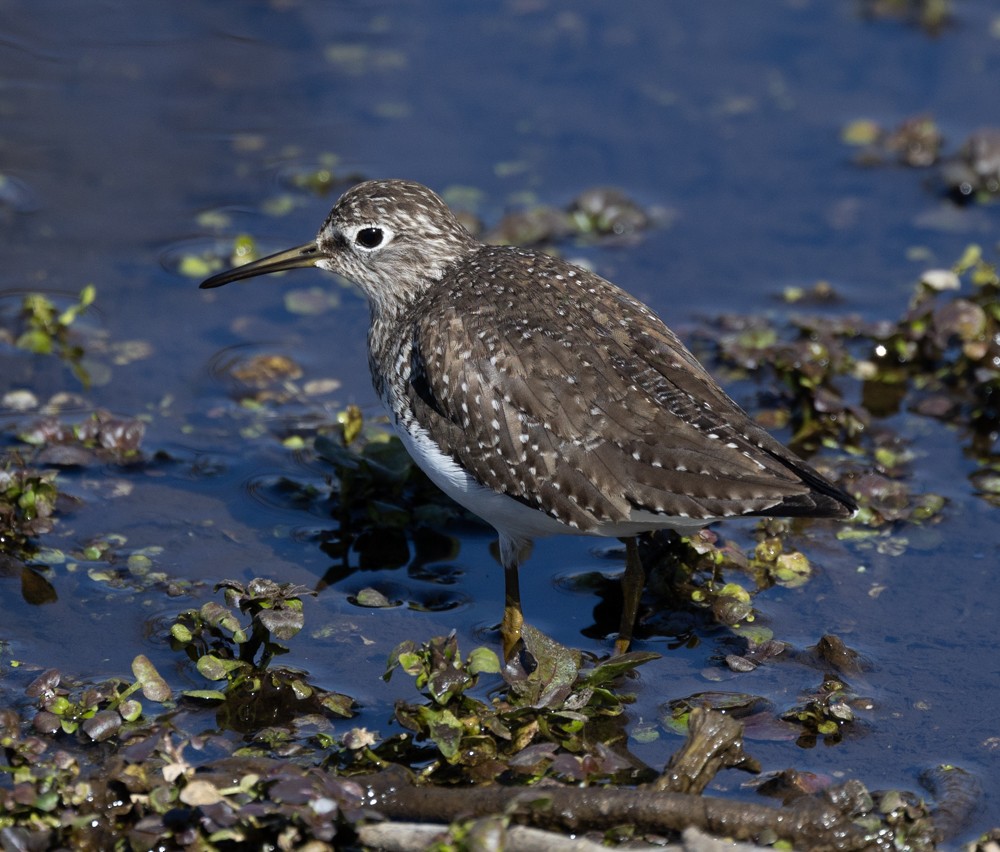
[373,243,855,534]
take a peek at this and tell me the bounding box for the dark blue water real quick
[2,1,999,843]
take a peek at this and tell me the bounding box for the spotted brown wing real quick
[401,245,854,532]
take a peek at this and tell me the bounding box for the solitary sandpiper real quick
[201,179,856,659]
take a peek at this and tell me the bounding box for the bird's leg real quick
[498,534,528,661]
[615,536,646,655]
[501,563,523,662]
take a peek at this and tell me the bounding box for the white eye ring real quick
[347,223,395,252]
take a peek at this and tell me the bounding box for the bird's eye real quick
[355,227,384,249]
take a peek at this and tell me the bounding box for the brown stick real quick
[358,772,870,851]
[656,707,760,794]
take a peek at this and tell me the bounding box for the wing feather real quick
[394,245,853,531]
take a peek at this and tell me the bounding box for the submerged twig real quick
[656,707,760,794]
[359,769,870,851]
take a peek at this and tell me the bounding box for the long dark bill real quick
[199,242,321,289]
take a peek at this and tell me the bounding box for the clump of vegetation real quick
[697,245,1000,524]
[0,407,146,563]
[481,185,656,247]
[0,580,364,849]
[376,630,657,785]
[169,579,354,732]
[0,460,58,546]
[843,114,944,167]
[844,113,1000,206]
[26,655,171,742]
[940,129,1000,202]
[6,286,96,387]
[18,408,146,466]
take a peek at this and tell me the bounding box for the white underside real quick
[394,417,713,544]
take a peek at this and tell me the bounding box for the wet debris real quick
[228,353,303,389]
[277,153,364,197]
[0,576,978,850]
[921,764,982,842]
[18,409,146,466]
[720,631,870,680]
[655,707,760,794]
[755,767,834,804]
[484,186,658,247]
[843,115,944,167]
[781,674,875,748]
[941,129,1000,203]
[358,713,874,851]
[722,635,789,674]
[568,186,652,238]
[484,202,576,246]
[806,634,870,677]
[966,828,1000,852]
[843,116,1000,205]
[219,352,307,405]
[0,460,58,543]
[857,0,953,34]
[859,788,938,851]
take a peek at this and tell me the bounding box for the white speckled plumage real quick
[201,179,856,656]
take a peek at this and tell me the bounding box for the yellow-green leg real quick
[501,563,524,662]
[615,536,646,656]
[498,534,530,661]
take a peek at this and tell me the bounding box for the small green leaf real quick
[16,329,53,354]
[132,654,172,702]
[579,651,660,687]
[182,689,227,702]
[257,606,304,640]
[467,647,501,675]
[320,692,355,718]
[418,705,463,760]
[196,654,246,681]
[119,699,142,722]
[355,587,397,608]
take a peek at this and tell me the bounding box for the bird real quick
[200,179,856,660]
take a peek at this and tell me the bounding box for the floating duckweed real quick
[178,253,217,279]
[755,537,783,562]
[773,552,812,587]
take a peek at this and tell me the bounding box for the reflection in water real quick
[1,555,58,605]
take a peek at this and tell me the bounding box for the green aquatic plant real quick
[169,579,354,729]
[13,285,95,387]
[24,654,171,743]
[0,459,59,550]
[377,630,659,785]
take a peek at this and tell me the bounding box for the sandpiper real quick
[201,179,856,659]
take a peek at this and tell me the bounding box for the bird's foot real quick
[613,635,632,656]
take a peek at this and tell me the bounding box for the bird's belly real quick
[392,418,711,542]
